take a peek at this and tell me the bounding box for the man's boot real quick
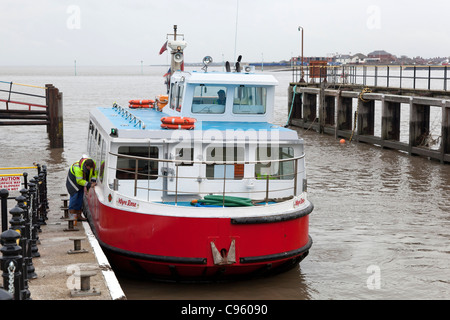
[76,210,87,222]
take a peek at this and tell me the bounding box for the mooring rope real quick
[358,86,372,103]
[285,85,298,127]
[350,87,372,142]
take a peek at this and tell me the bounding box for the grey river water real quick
[0,66,449,300]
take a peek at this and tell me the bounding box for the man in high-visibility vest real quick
[66,157,97,223]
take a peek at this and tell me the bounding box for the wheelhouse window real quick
[192,85,227,114]
[170,83,184,112]
[177,85,184,112]
[206,146,244,180]
[116,146,159,180]
[169,83,176,110]
[255,147,294,180]
[233,86,267,114]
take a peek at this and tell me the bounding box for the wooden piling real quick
[337,95,353,132]
[303,93,317,123]
[381,99,401,142]
[45,84,64,149]
[324,95,335,127]
[357,99,375,137]
[409,102,430,150]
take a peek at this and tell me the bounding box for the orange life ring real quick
[161,123,195,130]
[129,99,155,105]
[160,117,197,125]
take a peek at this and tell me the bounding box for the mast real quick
[167,25,187,76]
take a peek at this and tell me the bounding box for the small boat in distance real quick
[84,25,313,281]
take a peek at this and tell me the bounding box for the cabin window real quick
[175,148,193,166]
[88,125,98,157]
[116,146,159,180]
[191,85,226,114]
[99,138,106,183]
[87,122,95,156]
[233,86,267,114]
[87,125,106,184]
[205,146,244,180]
[255,147,294,180]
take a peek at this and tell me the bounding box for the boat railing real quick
[108,152,306,206]
[112,103,146,129]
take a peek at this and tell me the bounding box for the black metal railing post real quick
[0,229,23,300]
[11,199,31,300]
[19,188,37,281]
[0,189,8,233]
[28,180,40,258]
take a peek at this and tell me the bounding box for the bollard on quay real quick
[0,229,24,300]
[64,218,79,232]
[61,194,70,219]
[70,270,101,297]
[0,189,8,233]
[68,237,88,254]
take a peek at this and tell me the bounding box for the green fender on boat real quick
[192,195,254,207]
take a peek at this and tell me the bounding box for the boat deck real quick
[98,106,291,132]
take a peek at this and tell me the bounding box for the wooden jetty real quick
[0,83,63,149]
[287,83,450,164]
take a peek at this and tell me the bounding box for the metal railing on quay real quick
[292,64,450,91]
[0,164,49,300]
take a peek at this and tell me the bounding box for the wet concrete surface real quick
[23,203,124,300]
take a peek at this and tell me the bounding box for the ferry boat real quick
[84,26,313,281]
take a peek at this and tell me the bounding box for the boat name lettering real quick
[293,196,305,208]
[116,197,139,209]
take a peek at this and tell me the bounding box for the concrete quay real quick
[20,203,126,300]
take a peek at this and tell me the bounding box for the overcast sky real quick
[1,0,449,66]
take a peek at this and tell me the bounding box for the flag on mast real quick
[159,41,168,55]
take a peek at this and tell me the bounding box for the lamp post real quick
[298,26,305,83]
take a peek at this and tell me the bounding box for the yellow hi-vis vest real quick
[66,158,97,195]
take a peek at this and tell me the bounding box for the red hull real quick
[85,191,312,281]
